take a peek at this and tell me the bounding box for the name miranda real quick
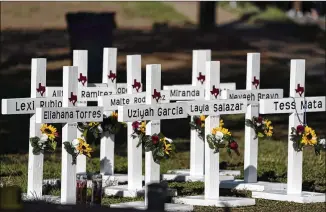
[127,106,184,119]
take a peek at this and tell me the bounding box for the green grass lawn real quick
[1,136,325,211]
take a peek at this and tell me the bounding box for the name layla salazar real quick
[127,106,184,119]
[190,102,245,113]
[44,110,102,120]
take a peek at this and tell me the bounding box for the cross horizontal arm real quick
[186,99,247,115]
[259,96,326,114]
[1,97,63,114]
[98,90,170,111]
[117,102,188,122]
[35,106,103,123]
[222,89,283,104]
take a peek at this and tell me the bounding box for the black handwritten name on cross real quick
[36,83,46,96]
[108,70,116,82]
[197,72,205,84]
[210,85,220,99]
[68,92,77,106]
[78,73,87,86]
[295,84,304,97]
[252,76,259,89]
[152,89,161,103]
[132,79,141,92]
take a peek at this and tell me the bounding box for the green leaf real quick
[257,132,264,138]
[157,148,165,157]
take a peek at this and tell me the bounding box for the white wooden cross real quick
[117,64,189,204]
[251,59,326,203]
[35,66,104,204]
[98,56,170,197]
[173,61,255,207]
[163,50,237,179]
[46,49,117,175]
[1,58,63,198]
[221,53,284,184]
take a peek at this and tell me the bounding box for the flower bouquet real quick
[189,115,206,139]
[290,125,322,154]
[63,138,93,165]
[139,133,174,164]
[30,124,59,155]
[77,111,126,140]
[206,120,240,156]
[245,116,273,139]
[131,121,174,164]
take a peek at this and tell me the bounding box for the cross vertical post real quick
[204,61,220,199]
[244,53,260,183]
[190,50,211,177]
[287,59,305,194]
[74,50,88,174]
[145,64,161,186]
[61,66,78,204]
[127,55,143,190]
[100,48,118,176]
[27,58,47,198]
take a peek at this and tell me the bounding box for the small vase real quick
[90,174,102,206]
[76,173,87,204]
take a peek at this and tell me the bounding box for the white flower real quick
[97,125,103,133]
[165,137,173,143]
[319,138,326,147]
[215,131,224,140]
[72,139,80,147]
[256,122,262,127]
[39,134,48,143]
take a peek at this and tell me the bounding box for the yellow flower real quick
[76,138,93,157]
[265,120,272,127]
[111,112,118,119]
[200,115,206,121]
[140,121,146,133]
[162,138,172,155]
[88,122,99,127]
[201,123,205,128]
[212,126,231,136]
[301,126,317,146]
[219,119,224,127]
[40,124,58,140]
[264,130,273,137]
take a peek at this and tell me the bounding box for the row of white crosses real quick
[111,61,257,209]
[252,60,326,203]
[163,50,239,181]
[1,61,104,203]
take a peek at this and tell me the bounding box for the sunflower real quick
[162,138,172,155]
[40,124,58,140]
[301,126,317,146]
[76,138,93,157]
[111,112,118,119]
[200,115,206,122]
[140,121,146,133]
[212,126,231,136]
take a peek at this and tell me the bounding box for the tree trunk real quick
[199,2,216,30]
